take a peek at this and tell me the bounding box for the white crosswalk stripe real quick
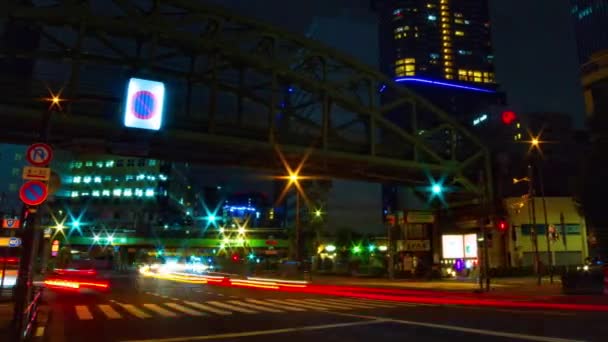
[226,300,284,313]
[98,305,122,319]
[295,299,353,310]
[164,303,205,316]
[75,305,93,320]
[309,298,379,309]
[70,297,406,320]
[245,299,307,312]
[183,301,232,316]
[143,304,178,317]
[278,299,333,310]
[206,301,258,314]
[337,298,397,308]
[119,304,152,319]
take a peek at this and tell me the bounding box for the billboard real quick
[464,234,478,258]
[442,235,464,259]
[123,77,165,130]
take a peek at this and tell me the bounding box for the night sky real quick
[205,0,586,126]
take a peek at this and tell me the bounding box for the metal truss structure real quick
[0,0,492,205]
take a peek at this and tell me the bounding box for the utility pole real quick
[295,190,300,262]
[479,171,490,292]
[538,164,554,283]
[528,164,541,286]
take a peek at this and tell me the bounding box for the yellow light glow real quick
[238,226,246,235]
[52,96,61,105]
[314,209,322,217]
[289,173,299,183]
[531,138,539,146]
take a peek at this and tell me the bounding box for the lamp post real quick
[527,164,542,286]
[529,136,552,284]
[289,173,301,262]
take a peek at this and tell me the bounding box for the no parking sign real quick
[123,77,165,131]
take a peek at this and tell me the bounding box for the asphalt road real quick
[39,274,608,342]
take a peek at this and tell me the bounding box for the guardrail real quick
[11,287,44,341]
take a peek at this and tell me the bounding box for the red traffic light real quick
[501,111,517,125]
[498,220,507,231]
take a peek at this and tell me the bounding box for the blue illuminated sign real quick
[394,77,496,93]
[124,77,165,130]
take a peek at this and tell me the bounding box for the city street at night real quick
[38,272,607,342]
[2,0,608,341]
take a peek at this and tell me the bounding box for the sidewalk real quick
[308,275,608,305]
[311,275,561,294]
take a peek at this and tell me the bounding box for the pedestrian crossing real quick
[72,297,420,321]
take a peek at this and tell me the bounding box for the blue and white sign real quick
[8,237,22,247]
[123,77,165,131]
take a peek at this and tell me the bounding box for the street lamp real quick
[314,209,322,218]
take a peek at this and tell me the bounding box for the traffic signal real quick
[501,110,517,125]
[497,220,508,232]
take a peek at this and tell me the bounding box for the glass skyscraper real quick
[374,0,496,89]
[570,0,608,64]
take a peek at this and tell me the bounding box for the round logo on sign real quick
[19,180,49,206]
[131,90,157,120]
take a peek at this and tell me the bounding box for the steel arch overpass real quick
[0,0,492,206]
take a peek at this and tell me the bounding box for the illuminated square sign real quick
[442,235,464,259]
[123,77,165,130]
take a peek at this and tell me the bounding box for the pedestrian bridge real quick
[0,0,491,205]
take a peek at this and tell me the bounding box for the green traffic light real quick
[432,184,442,194]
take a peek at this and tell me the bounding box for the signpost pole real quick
[11,139,53,339]
[10,208,38,340]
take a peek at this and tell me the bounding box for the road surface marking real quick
[143,304,178,317]
[226,300,284,313]
[334,298,399,308]
[183,301,232,315]
[217,294,224,296]
[267,299,329,311]
[330,311,584,342]
[119,304,152,319]
[447,305,576,317]
[75,305,93,320]
[164,303,205,316]
[347,298,417,307]
[35,326,45,337]
[320,298,386,309]
[304,299,362,309]
[245,299,306,311]
[119,319,388,342]
[294,299,350,310]
[206,301,257,314]
[169,297,180,301]
[99,305,122,319]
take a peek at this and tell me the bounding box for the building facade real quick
[375,0,496,84]
[504,197,589,267]
[570,0,608,65]
[0,144,27,217]
[55,155,192,235]
[581,50,608,119]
